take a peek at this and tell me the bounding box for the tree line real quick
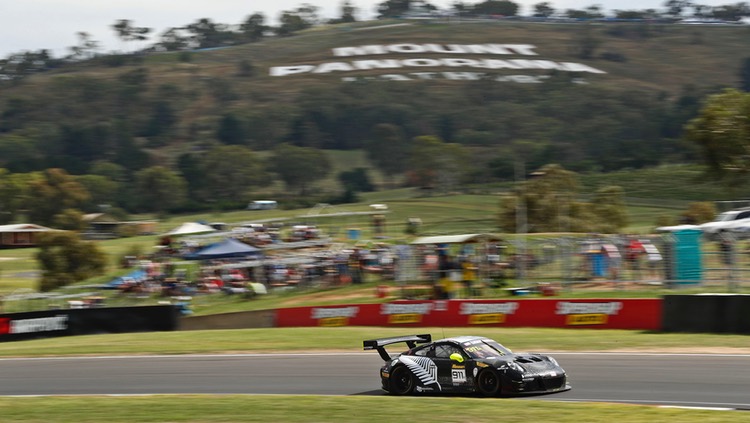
[0,63,746,220]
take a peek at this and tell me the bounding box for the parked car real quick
[247,200,277,210]
[699,208,750,239]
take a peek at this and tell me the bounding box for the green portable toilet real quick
[669,229,703,285]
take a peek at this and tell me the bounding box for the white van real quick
[247,200,278,210]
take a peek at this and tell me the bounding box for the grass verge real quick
[0,395,743,423]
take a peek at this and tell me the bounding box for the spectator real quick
[719,236,734,266]
[349,248,363,284]
[624,236,645,280]
[461,257,479,298]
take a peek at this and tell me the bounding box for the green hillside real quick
[5,20,748,145]
[21,20,748,93]
[1,20,749,218]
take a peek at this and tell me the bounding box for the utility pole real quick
[515,160,526,285]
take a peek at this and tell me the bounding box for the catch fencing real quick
[376,232,750,296]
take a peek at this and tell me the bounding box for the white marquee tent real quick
[163,222,216,236]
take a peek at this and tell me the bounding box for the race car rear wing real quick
[363,334,432,361]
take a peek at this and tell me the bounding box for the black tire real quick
[389,365,415,395]
[476,369,501,397]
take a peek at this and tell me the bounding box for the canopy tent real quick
[410,233,504,245]
[102,269,147,289]
[186,238,261,260]
[164,222,216,236]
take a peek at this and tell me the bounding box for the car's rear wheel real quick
[476,369,501,396]
[389,365,415,395]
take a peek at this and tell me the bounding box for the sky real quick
[0,0,735,58]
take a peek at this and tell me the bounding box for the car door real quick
[431,342,469,391]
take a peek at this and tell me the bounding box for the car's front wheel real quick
[476,369,501,396]
[389,365,415,395]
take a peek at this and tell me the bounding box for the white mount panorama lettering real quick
[270,59,604,76]
[332,44,538,56]
[269,43,606,79]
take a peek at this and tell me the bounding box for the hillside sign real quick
[269,43,606,83]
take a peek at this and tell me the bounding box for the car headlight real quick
[547,356,559,367]
[506,361,525,373]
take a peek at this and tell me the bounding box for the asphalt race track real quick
[1,352,749,410]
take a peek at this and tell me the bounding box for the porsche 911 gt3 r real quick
[363,334,570,396]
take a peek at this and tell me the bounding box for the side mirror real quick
[450,352,464,363]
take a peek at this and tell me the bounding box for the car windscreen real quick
[717,213,736,222]
[463,340,512,359]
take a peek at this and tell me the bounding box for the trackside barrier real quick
[0,305,178,342]
[274,299,662,330]
[662,294,750,334]
[12,296,748,340]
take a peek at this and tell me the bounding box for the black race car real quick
[363,334,570,396]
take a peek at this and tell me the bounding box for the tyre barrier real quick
[0,305,178,342]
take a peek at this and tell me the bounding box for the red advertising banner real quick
[274,298,662,330]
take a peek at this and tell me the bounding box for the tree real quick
[0,133,41,172]
[240,13,268,42]
[142,100,176,141]
[36,231,106,292]
[450,1,471,16]
[185,18,233,48]
[237,59,256,77]
[590,185,628,232]
[177,153,206,201]
[339,168,375,192]
[112,19,134,51]
[532,1,556,17]
[76,174,120,211]
[497,164,625,233]
[52,208,87,231]
[0,50,59,83]
[270,143,331,195]
[111,19,152,52]
[663,0,691,18]
[473,0,520,16]
[681,201,717,224]
[67,32,99,60]
[276,5,319,36]
[25,168,90,227]
[133,166,187,213]
[112,120,150,172]
[157,27,191,51]
[200,145,270,202]
[0,169,29,224]
[565,5,605,19]
[90,161,128,182]
[684,89,750,187]
[710,2,750,21]
[377,0,413,18]
[338,0,358,22]
[365,124,409,186]
[216,113,246,145]
[407,136,470,192]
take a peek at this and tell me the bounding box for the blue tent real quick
[103,269,147,289]
[186,238,261,260]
